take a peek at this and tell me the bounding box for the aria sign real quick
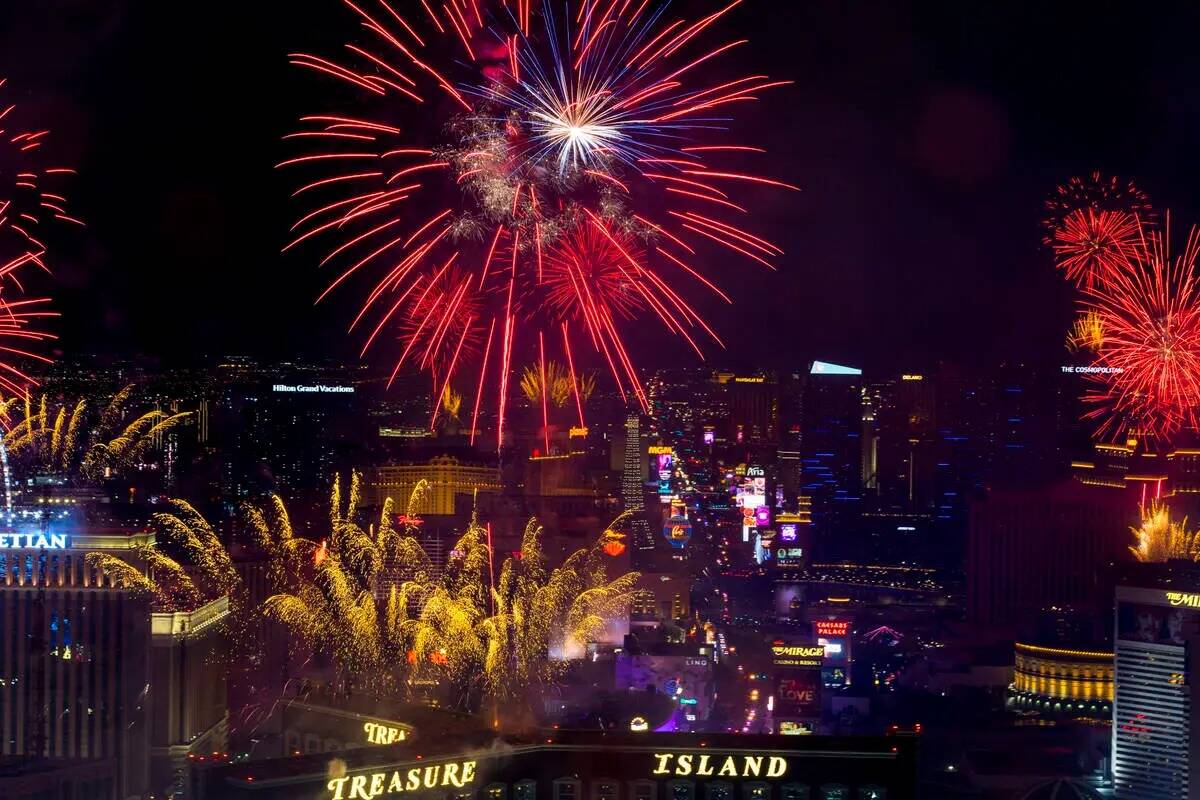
[0,533,69,549]
[327,761,477,800]
[652,753,788,778]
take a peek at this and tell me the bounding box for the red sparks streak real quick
[1083,218,1200,443]
[1053,208,1139,290]
[562,322,586,428]
[539,332,550,453]
[470,318,497,445]
[283,0,795,446]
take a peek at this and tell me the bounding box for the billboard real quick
[662,497,692,549]
[657,452,674,502]
[771,643,825,670]
[775,671,821,718]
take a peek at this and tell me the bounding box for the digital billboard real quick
[775,671,821,718]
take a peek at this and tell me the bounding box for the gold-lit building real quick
[0,527,230,798]
[370,456,502,515]
[1008,642,1113,720]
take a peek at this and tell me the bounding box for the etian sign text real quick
[0,533,69,549]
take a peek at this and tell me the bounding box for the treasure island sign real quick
[325,753,791,800]
[327,760,477,800]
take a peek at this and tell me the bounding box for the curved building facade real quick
[1008,642,1113,721]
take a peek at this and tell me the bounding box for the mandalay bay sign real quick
[325,753,791,800]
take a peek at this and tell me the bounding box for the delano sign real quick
[651,753,788,778]
[326,760,477,800]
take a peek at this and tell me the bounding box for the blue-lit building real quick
[800,362,864,560]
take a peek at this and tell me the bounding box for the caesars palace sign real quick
[326,754,790,799]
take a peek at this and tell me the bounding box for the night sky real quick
[3,0,1200,374]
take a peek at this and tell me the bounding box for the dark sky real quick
[2,0,1200,374]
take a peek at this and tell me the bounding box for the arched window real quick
[554,777,583,800]
[667,780,695,800]
[629,779,657,800]
[742,781,771,800]
[704,782,733,800]
[780,784,810,800]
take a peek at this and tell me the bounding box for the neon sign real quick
[652,753,787,778]
[814,620,851,637]
[272,384,355,393]
[326,761,477,800]
[0,533,69,549]
[363,721,407,745]
[1166,592,1200,608]
[771,644,825,668]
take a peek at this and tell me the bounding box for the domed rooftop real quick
[1018,779,1105,800]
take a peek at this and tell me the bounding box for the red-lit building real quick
[967,480,1132,628]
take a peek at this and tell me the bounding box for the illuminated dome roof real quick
[1017,779,1104,800]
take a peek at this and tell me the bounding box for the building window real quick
[555,778,582,800]
[629,780,656,800]
[857,788,885,800]
[780,785,810,800]
[819,786,849,800]
[515,780,537,800]
[485,783,508,800]
[667,780,695,800]
[592,780,619,800]
[742,782,770,800]
[705,782,733,800]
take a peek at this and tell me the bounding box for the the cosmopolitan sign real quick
[0,533,69,549]
[327,760,477,800]
[652,753,788,778]
[272,384,355,394]
[1060,366,1124,375]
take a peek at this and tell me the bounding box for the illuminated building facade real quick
[370,456,502,515]
[967,480,1129,626]
[631,573,691,624]
[0,528,230,798]
[620,414,655,562]
[800,361,864,558]
[200,731,917,800]
[1008,643,1113,720]
[1112,563,1200,800]
[216,370,367,526]
[615,647,715,732]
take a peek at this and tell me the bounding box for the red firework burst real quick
[543,222,644,323]
[281,0,793,447]
[1052,207,1140,289]
[1082,219,1200,442]
[1043,171,1155,245]
[0,78,76,395]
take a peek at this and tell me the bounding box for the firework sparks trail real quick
[1043,171,1156,245]
[1052,208,1140,289]
[1081,218,1200,443]
[281,0,795,447]
[0,78,77,395]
